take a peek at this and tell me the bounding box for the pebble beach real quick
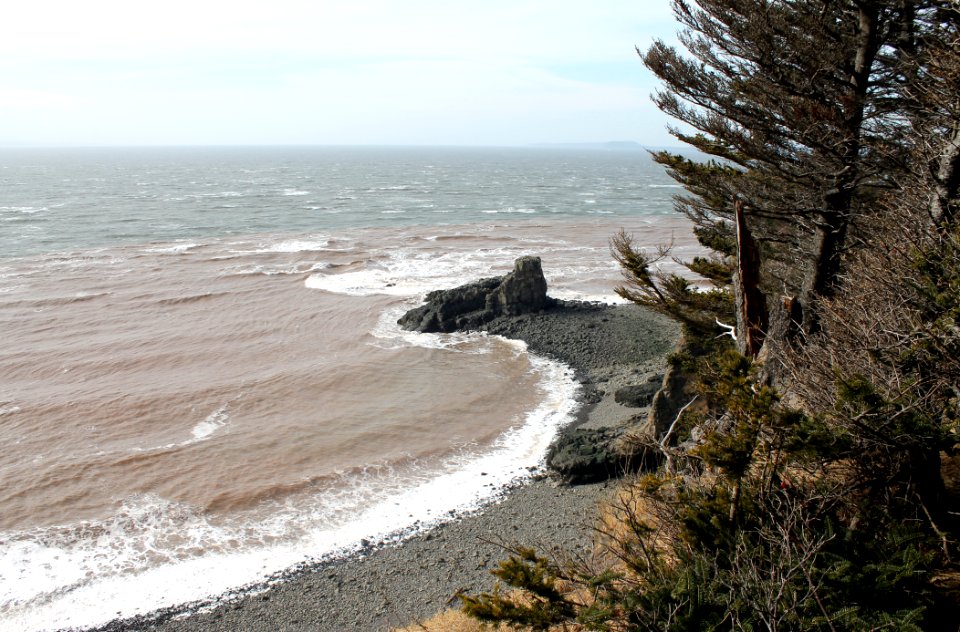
[85,301,679,632]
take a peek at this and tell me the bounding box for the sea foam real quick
[190,405,230,442]
[259,237,330,253]
[304,246,529,298]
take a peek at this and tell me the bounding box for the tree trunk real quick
[800,3,881,333]
[802,210,850,334]
[734,201,767,358]
[932,123,960,232]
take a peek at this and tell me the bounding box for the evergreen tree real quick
[641,0,946,341]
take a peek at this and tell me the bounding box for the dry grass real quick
[391,601,588,632]
[391,578,592,631]
[596,479,671,568]
[391,608,514,632]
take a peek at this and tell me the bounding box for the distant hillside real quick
[532,141,712,161]
[532,141,645,150]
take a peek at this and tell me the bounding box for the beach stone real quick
[398,256,552,333]
[613,376,662,408]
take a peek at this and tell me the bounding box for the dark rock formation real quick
[495,255,550,316]
[648,365,691,438]
[546,427,624,484]
[614,376,662,408]
[398,256,552,333]
[547,425,660,484]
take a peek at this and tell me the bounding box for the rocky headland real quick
[400,255,680,484]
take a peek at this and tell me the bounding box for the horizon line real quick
[0,141,695,152]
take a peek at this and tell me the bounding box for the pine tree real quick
[641,0,947,342]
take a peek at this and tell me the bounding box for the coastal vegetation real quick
[452,1,960,629]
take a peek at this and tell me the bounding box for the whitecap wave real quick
[305,268,428,296]
[184,191,243,199]
[143,243,199,254]
[190,406,229,442]
[367,306,526,356]
[223,262,330,277]
[0,206,45,214]
[132,405,231,454]
[303,248,522,298]
[481,207,537,214]
[302,238,632,304]
[264,239,330,253]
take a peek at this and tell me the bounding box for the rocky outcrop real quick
[546,427,625,484]
[547,424,661,484]
[614,375,662,408]
[398,256,552,333]
[648,365,691,437]
[494,256,550,316]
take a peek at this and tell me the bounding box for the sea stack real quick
[398,255,552,333]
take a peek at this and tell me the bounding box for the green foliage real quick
[813,522,935,630]
[459,3,960,629]
[459,548,575,630]
[610,228,734,338]
[692,351,795,484]
[675,483,740,550]
[531,214,960,631]
[462,348,947,630]
[685,255,733,286]
[648,153,745,249]
[905,233,960,421]
[782,414,850,463]
[692,224,736,258]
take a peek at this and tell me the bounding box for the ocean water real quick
[0,146,696,631]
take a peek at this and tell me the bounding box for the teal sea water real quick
[1,146,682,258]
[0,146,694,631]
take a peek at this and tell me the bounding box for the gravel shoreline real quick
[84,302,679,632]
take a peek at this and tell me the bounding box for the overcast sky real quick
[1,1,681,147]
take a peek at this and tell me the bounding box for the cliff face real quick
[397,256,551,333]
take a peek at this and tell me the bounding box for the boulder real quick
[494,255,549,316]
[398,256,552,333]
[547,425,660,484]
[613,376,662,408]
[546,427,624,484]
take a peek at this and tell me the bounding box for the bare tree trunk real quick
[932,123,960,231]
[735,201,767,358]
